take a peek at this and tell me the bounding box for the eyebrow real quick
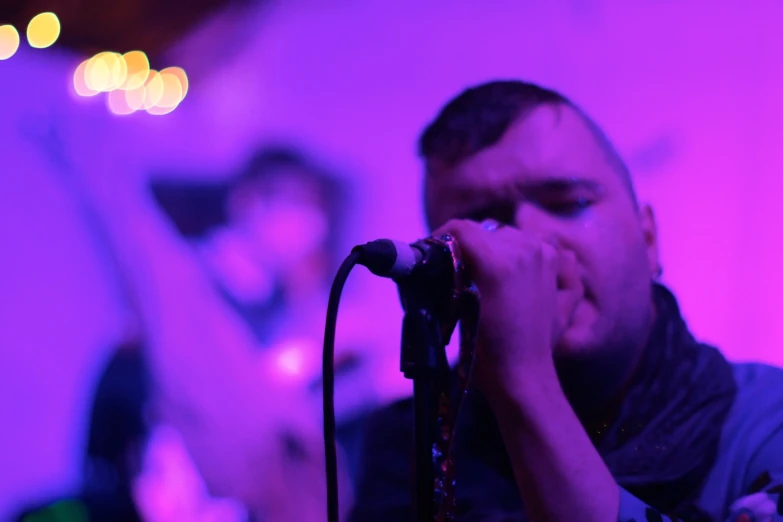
[451,176,604,202]
[450,176,605,221]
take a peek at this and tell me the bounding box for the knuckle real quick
[435,218,470,239]
[517,240,550,266]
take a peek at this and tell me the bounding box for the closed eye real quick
[456,178,603,224]
[539,196,594,217]
[460,196,593,224]
[462,201,516,226]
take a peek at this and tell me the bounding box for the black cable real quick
[323,241,408,521]
[323,250,362,522]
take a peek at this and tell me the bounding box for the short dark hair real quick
[418,80,568,168]
[233,146,354,273]
[418,80,635,201]
[236,145,350,245]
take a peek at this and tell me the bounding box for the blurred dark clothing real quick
[12,344,147,522]
[83,343,150,494]
[23,339,369,521]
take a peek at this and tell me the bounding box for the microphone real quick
[351,238,452,279]
[351,220,497,279]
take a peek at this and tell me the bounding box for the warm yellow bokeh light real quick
[121,51,150,90]
[161,66,189,99]
[84,53,110,91]
[72,59,98,97]
[156,71,183,107]
[145,70,183,115]
[107,53,128,91]
[146,104,177,116]
[142,71,165,109]
[27,12,60,49]
[145,67,188,115]
[107,89,136,115]
[67,49,187,116]
[0,25,20,60]
[85,52,127,92]
[125,84,146,110]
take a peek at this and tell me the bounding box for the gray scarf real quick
[455,284,737,520]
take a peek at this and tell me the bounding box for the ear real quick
[638,204,661,279]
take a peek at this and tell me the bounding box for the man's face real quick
[425,103,659,357]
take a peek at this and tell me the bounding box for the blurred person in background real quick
[2,1,385,519]
[3,42,358,522]
[70,145,374,522]
[147,145,378,486]
[150,147,351,351]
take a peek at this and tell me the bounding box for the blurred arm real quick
[77,169,346,519]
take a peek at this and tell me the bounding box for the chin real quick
[555,325,598,357]
[555,300,601,356]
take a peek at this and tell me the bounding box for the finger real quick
[455,222,519,286]
[430,218,472,239]
[430,218,493,268]
[556,248,581,292]
[433,220,549,288]
[555,249,584,334]
[432,218,502,241]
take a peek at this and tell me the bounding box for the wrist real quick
[481,361,564,423]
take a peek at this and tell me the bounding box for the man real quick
[348,81,783,522]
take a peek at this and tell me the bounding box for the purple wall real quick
[2,0,782,516]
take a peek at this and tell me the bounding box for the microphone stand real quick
[396,244,455,522]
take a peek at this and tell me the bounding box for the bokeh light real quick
[276,344,305,377]
[145,68,185,115]
[163,66,189,99]
[106,53,128,91]
[0,25,20,60]
[106,89,136,116]
[84,53,110,92]
[141,71,165,109]
[85,52,127,92]
[124,83,146,111]
[120,51,150,90]
[72,59,98,97]
[26,12,60,49]
[71,48,188,116]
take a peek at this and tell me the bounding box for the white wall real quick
[2,0,783,516]
[179,0,781,362]
[0,51,127,517]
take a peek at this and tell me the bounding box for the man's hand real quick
[432,219,583,400]
[432,219,619,522]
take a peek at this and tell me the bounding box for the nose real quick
[514,201,564,248]
[515,201,551,234]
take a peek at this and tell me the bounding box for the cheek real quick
[579,230,651,320]
[564,224,642,301]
